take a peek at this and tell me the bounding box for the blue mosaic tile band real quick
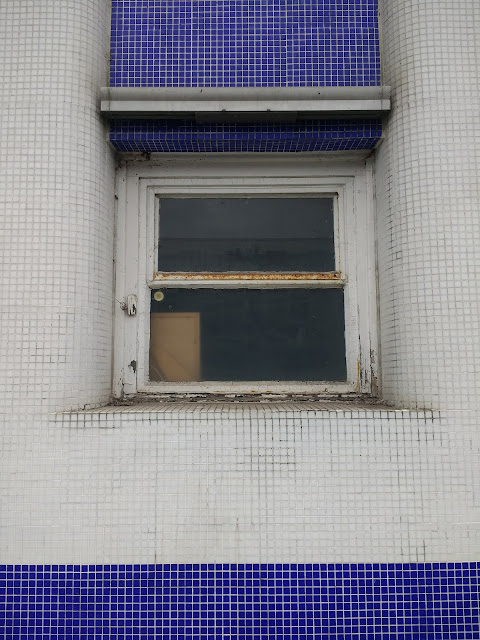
[110,1,380,88]
[2,563,479,639]
[109,119,382,152]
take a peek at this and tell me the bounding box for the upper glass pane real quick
[158,197,335,272]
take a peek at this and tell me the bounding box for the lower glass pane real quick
[150,289,346,382]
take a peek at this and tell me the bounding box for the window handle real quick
[120,294,137,316]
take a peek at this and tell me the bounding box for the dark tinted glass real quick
[158,197,335,272]
[150,288,346,382]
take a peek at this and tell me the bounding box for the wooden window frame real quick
[113,153,378,398]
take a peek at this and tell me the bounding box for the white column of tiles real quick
[376,0,480,409]
[0,0,115,414]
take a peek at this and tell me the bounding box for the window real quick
[114,155,378,397]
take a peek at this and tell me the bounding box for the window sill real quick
[55,395,439,420]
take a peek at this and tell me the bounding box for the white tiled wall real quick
[376,0,480,410]
[0,0,115,415]
[2,405,479,564]
[1,0,480,566]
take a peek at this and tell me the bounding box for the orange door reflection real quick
[150,312,201,382]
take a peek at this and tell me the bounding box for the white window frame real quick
[113,153,378,398]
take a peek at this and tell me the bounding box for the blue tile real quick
[5,563,478,638]
[108,118,382,152]
[110,1,381,88]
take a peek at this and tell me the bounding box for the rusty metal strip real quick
[153,272,342,281]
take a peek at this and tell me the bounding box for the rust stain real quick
[355,359,361,392]
[154,272,342,281]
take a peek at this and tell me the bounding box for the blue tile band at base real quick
[109,119,383,153]
[110,1,380,88]
[1,563,479,639]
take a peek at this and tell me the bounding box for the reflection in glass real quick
[150,289,346,382]
[158,197,335,272]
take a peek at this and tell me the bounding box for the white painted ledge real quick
[100,86,391,121]
[54,402,439,420]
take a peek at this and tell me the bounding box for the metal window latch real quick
[120,294,137,316]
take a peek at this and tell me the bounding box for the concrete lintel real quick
[100,86,391,120]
